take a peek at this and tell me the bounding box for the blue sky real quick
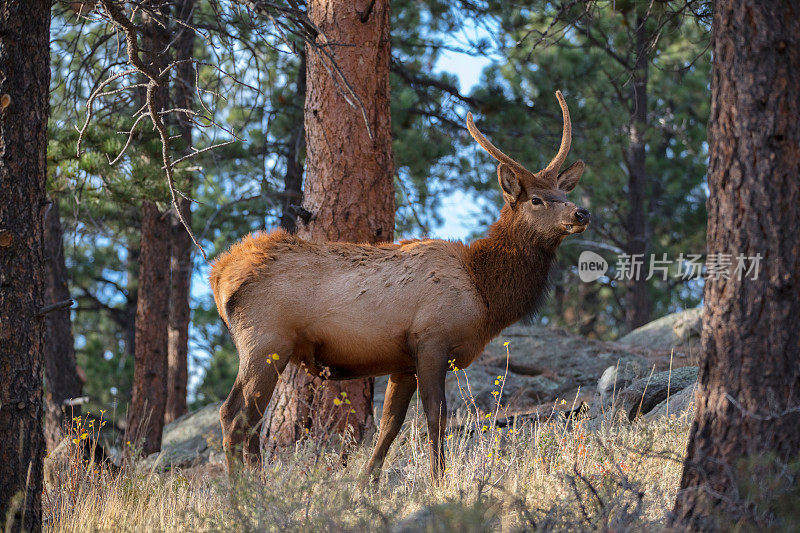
[427,25,496,239]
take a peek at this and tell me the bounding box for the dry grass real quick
[42,384,692,532]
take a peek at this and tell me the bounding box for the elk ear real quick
[498,163,524,207]
[557,160,585,192]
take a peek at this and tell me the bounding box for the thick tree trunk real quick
[0,0,50,529]
[672,2,800,529]
[624,12,651,331]
[165,0,196,425]
[43,202,82,451]
[263,0,395,452]
[125,5,171,456]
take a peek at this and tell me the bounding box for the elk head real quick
[467,91,589,243]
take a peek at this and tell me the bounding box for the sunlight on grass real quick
[43,374,692,531]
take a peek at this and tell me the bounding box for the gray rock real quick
[596,361,643,405]
[445,362,561,414]
[375,323,649,420]
[140,401,222,470]
[644,383,696,420]
[615,366,698,420]
[617,308,702,353]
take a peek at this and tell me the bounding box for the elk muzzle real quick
[563,207,590,234]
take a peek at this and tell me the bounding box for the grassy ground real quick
[42,400,691,532]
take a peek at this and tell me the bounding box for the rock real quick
[596,362,643,405]
[140,401,222,470]
[644,383,696,420]
[456,324,648,415]
[615,367,698,420]
[617,307,702,354]
[375,323,649,419]
[445,362,561,414]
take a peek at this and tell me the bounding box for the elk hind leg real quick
[364,373,417,483]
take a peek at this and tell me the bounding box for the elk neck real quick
[464,205,558,341]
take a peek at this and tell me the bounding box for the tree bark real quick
[279,52,306,234]
[125,5,171,456]
[624,11,652,331]
[43,201,82,451]
[165,0,196,425]
[127,202,171,455]
[672,2,800,529]
[263,0,395,453]
[0,0,50,529]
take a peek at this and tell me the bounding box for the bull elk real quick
[210,91,590,481]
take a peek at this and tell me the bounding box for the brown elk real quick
[210,91,589,481]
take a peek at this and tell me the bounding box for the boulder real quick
[614,366,698,420]
[596,362,643,405]
[644,383,696,420]
[140,401,222,470]
[376,323,650,419]
[617,307,702,354]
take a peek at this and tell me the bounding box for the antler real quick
[466,112,536,181]
[541,90,571,177]
[466,91,573,188]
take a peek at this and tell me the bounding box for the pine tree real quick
[0,0,51,529]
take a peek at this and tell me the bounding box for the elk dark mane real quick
[465,204,558,340]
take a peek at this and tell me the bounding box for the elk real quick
[210,91,590,481]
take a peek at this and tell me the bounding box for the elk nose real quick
[575,208,590,224]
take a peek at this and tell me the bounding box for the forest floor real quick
[43,405,690,532]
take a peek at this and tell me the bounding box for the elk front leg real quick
[364,373,417,483]
[220,346,290,474]
[416,351,448,481]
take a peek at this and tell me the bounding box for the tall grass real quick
[42,360,692,532]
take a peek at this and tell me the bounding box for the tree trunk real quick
[279,52,306,234]
[165,0,196,425]
[124,243,139,362]
[0,0,50,529]
[43,201,82,451]
[672,2,800,529]
[166,207,190,423]
[624,12,652,331]
[263,0,395,453]
[126,202,171,455]
[125,5,171,456]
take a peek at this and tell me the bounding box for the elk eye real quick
[531,197,543,206]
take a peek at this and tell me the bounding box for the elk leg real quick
[416,353,448,481]
[220,346,290,473]
[364,372,417,483]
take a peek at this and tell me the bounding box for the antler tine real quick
[466,112,532,177]
[542,90,571,176]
